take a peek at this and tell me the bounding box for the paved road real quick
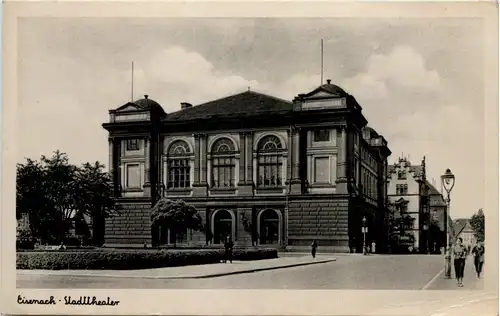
[425,255,485,290]
[17,254,453,289]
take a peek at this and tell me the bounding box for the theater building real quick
[102,80,391,252]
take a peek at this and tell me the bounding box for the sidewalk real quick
[17,255,336,279]
[423,255,485,290]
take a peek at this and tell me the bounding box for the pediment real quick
[303,87,340,99]
[115,102,143,112]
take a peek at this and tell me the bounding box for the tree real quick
[387,203,416,253]
[74,162,122,246]
[470,208,485,242]
[16,150,120,245]
[151,198,204,247]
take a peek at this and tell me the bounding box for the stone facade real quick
[102,81,391,252]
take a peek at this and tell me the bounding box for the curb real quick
[18,258,336,280]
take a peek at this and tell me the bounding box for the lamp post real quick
[362,216,368,255]
[441,168,455,278]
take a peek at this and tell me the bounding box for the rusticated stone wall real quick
[287,197,350,251]
[104,202,152,247]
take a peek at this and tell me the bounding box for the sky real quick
[17,17,485,219]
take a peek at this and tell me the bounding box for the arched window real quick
[259,209,280,245]
[257,135,283,187]
[167,140,191,189]
[211,138,236,188]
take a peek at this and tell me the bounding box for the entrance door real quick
[259,209,279,245]
[213,210,233,244]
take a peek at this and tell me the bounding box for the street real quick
[17,254,484,290]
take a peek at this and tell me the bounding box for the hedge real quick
[16,248,278,270]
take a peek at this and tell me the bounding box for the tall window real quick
[167,140,191,189]
[211,138,236,188]
[126,139,140,151]
[126,164,141,188]
[313,129,330,142]
[257,135,283,187]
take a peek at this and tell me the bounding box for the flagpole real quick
[321,39,324,85]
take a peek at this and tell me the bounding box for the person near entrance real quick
[453,237,467,287]
[311,240,318,258]
[471,241,485,278]
[223,236,234,264]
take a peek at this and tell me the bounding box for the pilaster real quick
[193,134,201,184]
[193,133,208,196]
[143,136,151,196]
[290,126,302,194]
[238,132,254,196]
[336,126,348,194]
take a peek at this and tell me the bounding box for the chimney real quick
[144,94,149,99]
[181,102,193,110]
[326,79,331,84]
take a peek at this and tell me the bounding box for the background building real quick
[387,157,447,253]
[453,219,476,251]
[102,80,391,252]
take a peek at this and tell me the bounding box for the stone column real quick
[193,134,201,184]
[335,126,348,194]
[238,132,246,185]
[143,136,151,196]
[245,132,254,185]
[239,132,253,195]
[193,134,208,196]
[290,126,302,194]
[286,128,292,184]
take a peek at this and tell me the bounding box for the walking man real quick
[223,236,234,264]
[311,240,318,258]
[471,241,485,278]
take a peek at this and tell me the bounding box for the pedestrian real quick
[311,240,318,258]
[453,237,467,287]
[471,241,485,278]
[371,241,376,254]
[223,236,234,264]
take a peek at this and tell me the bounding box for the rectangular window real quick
[398,170,407,180]
[126,164,141,188]
[313,129,330,142]
[126,139,140,151]
[212,157,235,188]
[167,159,191,189]
[314,157,330,183]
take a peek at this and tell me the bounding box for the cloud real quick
[131,46,262,111]
[341,45,441,100]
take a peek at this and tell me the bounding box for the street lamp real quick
[441,168,455,278]
[362,216,368,255]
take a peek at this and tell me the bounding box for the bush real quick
[16,248,278,270]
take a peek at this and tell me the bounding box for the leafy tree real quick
[470,208,485,242]
[16,150,120,245]
[74,162,122,245]
[151,198,204,247]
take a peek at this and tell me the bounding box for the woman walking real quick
[453,237,467,287]
[471,241,485,278]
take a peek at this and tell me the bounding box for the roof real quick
[319,83,348,96]
[133,96,164,111]
[164,90,293,122]
[425,180,441,195]
[388,164,423,176]
[453,219,470,237]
